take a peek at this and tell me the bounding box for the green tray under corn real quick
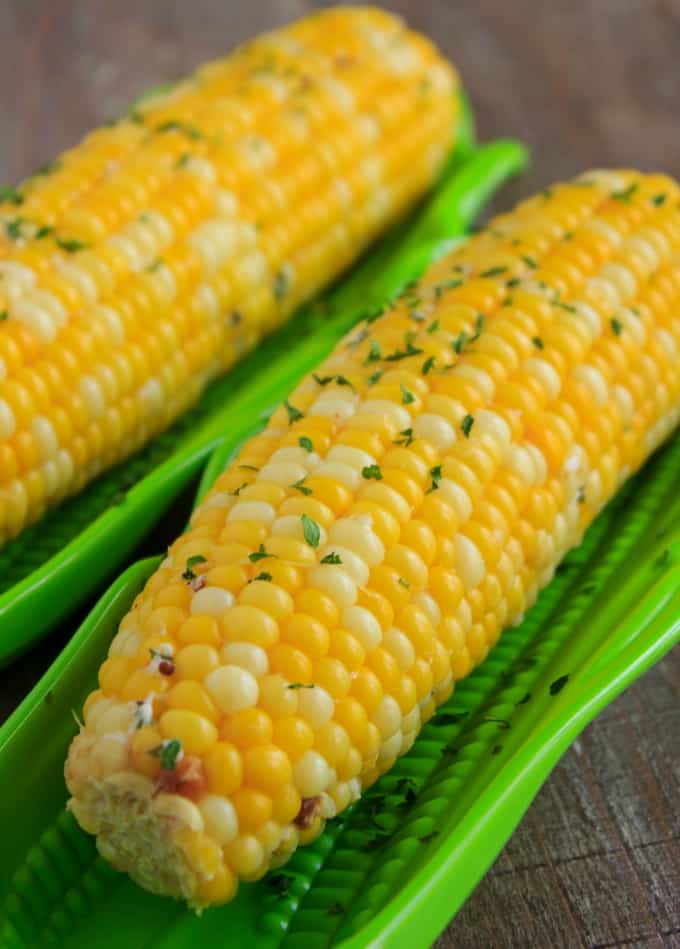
[1,343,679,948]
[0,100,528,667]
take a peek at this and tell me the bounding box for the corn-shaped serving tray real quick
[1,182,679,948]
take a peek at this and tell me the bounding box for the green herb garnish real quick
[182,555,207,581]
[284,400,304,424]
[400,383,415,405]
[249,544,275,563]
[301,514,320,548]
[361,464,383,480]
[480,266,507,278]
[393,428,413,446]
[320,552,342,565]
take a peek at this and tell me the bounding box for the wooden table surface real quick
[1,1,679,946]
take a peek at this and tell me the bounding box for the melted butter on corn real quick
[67,168,680,908]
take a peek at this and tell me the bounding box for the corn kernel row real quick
[66,169,680,907]
[0,7,458,545]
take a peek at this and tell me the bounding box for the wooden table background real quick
[1,1,679,946]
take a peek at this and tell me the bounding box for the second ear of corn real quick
[0,7,458,546]
[65,168,680,907]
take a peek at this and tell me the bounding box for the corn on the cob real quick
[0,7,457,546]
[65,168,680,907]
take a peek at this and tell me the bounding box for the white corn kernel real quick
[307,565,357,607]
[341,606,382,651]
[413,413,456,451]
[455,534,486,590]
[312,461,361,491]
[204,665,259,714]
[228,500,276,524]
[199,795,238,845]
[293,751,331,796]
[221,642,269,678]
[191,587,234,617]
[329,516,384,566]
[317,545,369,586]
[153,793,204,832]
[297,686,334,728]
[384,627,415,671]
[373,696,402,739]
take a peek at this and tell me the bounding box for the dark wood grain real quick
[1,2,679,946]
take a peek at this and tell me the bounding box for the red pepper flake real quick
[158,659,175,677]
[294,796,321,829]
[157,755,206,800]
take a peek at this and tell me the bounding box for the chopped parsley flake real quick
[284,400,304,424]
[613,182,638,203]
[320,552,343,565]
[361,464,383,480]
[521,255,537,269]
[0,186,23,205]
[398,577,410,589]
[434,278,462,299]
[394,428,413,446]
[287,682,315,690]
[291,478,312,496]
[56,236,89,253]
[480,266,507,278]
[428,464,442,493]
[273,268,291,300]
[452,330,468,354]
[470,313,486,341]
[461,414,474,438]
[5,218,25,240]
[156,120,203,139]
[0,310,7,321]
[384,341,423,362]
[249,544,275,563]
[150,738,183,771]
[301,513,320,548]
[422,355,435,375]
[651,193,667,207]
[364,339,382,365]
[182,555,207,581]
[367,369,383,386]
[400,383,415,405]
[610,317,623,336]
[532,336,544,350]
[254,572,273,582]
[313,373,333,386]
[299,436,313,453]
[427,319,440,335]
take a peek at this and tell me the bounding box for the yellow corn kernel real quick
[159,709,218,755]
